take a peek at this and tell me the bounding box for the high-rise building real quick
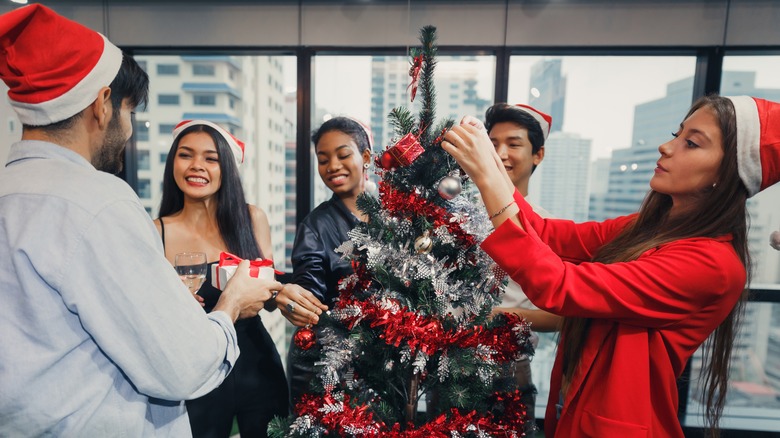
[526,58,592,221]
[588,157,612,220]
[538,132,592,221]
[528,58,566,134]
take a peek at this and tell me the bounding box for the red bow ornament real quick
[408,54,423,102]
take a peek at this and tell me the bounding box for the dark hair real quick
[484,103,546,155]
[158,124,261,260]
[108,53,149,117]
[311,117,372,153]
[26,53,149,132]
[559,94,749,437]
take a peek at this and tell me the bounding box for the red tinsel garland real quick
[378,183,476,247]
[332,295,530,361]
[293,391,528,437]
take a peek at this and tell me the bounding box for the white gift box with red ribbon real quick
[211,252,280,290]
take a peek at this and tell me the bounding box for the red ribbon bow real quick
[217,252,282,288]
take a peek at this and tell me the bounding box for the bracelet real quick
[488,200,516,220]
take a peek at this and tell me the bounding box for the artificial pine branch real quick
[388,107,416,137]
[416,25,438,146]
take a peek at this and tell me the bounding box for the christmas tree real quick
[270,26,535,437]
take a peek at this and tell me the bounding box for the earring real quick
[363,162,377,194]
[712,182,717,188]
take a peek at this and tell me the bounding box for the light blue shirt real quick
[0,141,240,436]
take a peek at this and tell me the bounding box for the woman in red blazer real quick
[442,94,780,437]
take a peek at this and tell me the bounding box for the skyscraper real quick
[529,59,566,134]
[539,132,592,222]
[527,58,592,221]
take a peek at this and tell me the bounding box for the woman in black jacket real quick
[274,116,373,404]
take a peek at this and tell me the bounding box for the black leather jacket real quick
[291,194,359,308]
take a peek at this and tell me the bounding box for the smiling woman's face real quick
[315,130,368,199]
[173,131,222,200]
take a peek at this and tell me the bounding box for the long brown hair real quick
[559,95,750,436]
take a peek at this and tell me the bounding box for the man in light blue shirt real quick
[0,5,282,436]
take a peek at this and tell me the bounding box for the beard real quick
[92,113,128,174]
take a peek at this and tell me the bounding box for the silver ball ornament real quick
[414,231,433,254]
[437,175,462,200]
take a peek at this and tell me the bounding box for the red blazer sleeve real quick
[482,209,746,328]
[512,190,635,263]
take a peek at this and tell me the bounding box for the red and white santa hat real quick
[0,4,123,126]
[347,116,374,151]
[172,120,246,168]
[727,96,780,197]
[511,104,553,141]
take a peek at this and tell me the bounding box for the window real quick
[158,94,180,105]
[135,120,150,142]
[193,64,216,76]
[509,55,696,223]
[509,55,697,417]
[683,54,780,433]
[138,150,150,171]
[193,94,216,106]
[159,124,176,135]
[138,178,151,199]
[159,152,168,164]
[156,64,179,75]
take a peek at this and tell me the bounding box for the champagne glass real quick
[175,252,207,294]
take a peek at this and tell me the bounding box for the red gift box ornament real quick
[382,132,424,169]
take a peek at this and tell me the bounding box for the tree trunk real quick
[404,372,420,423]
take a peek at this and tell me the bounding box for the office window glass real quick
[312,54,495,209]
[683,54,780,433]
[509,55,697,418]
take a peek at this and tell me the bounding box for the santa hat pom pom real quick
[770,230,780,251]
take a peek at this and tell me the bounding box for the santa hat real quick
[511,104,553,141]
[347,116,374,151]
[727,96,780,197]
[172,120,246,168]
[0,4,123,126]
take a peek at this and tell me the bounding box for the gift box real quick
[211,252,280,290]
